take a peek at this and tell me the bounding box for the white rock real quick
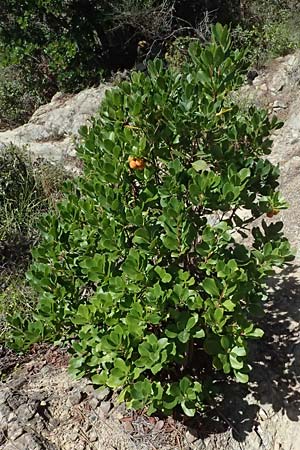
[0,84,110,166]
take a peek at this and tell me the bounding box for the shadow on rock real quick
[250,263,300,421]
[187,263,300,443]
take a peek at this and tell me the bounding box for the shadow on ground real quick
[187,263,300,443]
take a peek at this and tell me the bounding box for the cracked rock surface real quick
[0,85,109,170]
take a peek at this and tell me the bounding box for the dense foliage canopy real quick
[7,24,293,416]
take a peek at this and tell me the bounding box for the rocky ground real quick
[1,53,300,449]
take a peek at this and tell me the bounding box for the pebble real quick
[68,389,85,406]
[122,421,134,433]
[99,401,112,416]
[88,397,100,409]
[186,429,198,444]
[93,387,110,402]
[16,402,38,422]
[89,430,98,442]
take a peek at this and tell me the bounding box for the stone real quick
[93,387,110,402]
[122,421,134,433]
[0,430,6,446]
[88,397,100,409]
[68,389,85,406]
[270,70,288,92]
[16,402,38,423]
[99,401,112,416]
[69,430,79,442]
[49,417,60,429]
[0,404,12,427]
[7,412,15,423]
[6,394,27,410]
[3,432,43,450]
[0,389,9,405]
[6,421,24,440]
[273,100,287,109]
[186,429,198,444]
[89,430,98,442]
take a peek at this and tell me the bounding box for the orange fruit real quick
[134,158,145,170]
[128,156,145,170]
[267,209,279,218]
[129,159,137,169]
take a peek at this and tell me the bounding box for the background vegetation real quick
[0,146,69,344]
[1,1,300,129]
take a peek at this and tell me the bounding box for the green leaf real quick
[161,234,178,251]
[178,330,190,343]
[203,278,220,297]
[220,335,230,350]
[231,346,246,357]
[192,160,208,172]
[194,329,205,339]
[246,327,264,338]
[214,308,224,323]
[155,266,172,283]
[181,401,196,417]
[223,299,236,311]
[91,373,107,385]
[229,354,243,370]
[234,371,249,383]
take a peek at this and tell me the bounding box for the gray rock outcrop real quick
[0,85,109,169]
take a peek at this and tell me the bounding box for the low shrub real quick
[8,25,293,416]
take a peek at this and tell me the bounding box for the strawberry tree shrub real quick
[9,25,293,416]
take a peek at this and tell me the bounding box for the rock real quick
[16,402,38,422]
[88,397,99,409]
[89,430,98,442]
[68,389,85,406]
[0,84,110,167]
[273,100,287,109]
[7,412,16,423]
[0,388,9,405]
[7,394,28,410]
[6,422,24,440]
[154,420,164,432]
[0,430,6,446]
[0,404,12,427]
[99,401,112,417]
[93,387,110,402]
[270,72,287,92]
[3,433,43,450]
[122,421,134,433]
[186,429,198,444]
